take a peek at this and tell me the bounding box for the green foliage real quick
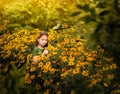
[71,0,120,93]
[72,0,120,63]
[0,64,26,94]
[0,24,117,94]
[0,0,79,31]
[0,0,120,94]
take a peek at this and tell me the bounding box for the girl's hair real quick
[35,31,48,47]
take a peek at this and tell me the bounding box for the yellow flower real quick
[87,57,95,61]
[6,50,11,57]
[56,91,62,94]
[37,55,42,61]
[25,72,30,78]
[61,72,68,78]
[97,77,102,82]
[70,28,75,33]
[49,68,55,74]
[66,51,70,55]
[10,61,14,65]
[107,74,114,80]
[79,56,85,61]
[70,38,75,43]
[25,79,32,84]
[104,57,113,61]
[77,47,84,52]
[109,64,117,69]
[44,79,53,87]
[38,62,43,68]
[63,23,68,28]
[61,68,67,72]
[102,66,109,71]
[30,67,36,72]
[82,70,89,76]
[61,42,66,46]
[69,57,75,62]
[103,83,109,87]
[57,43,61,48]
[64,38,69,44]
[73,68,80,74]
[68,61,74,66]
[3,66,8,72]
[44,89,50,94]
[89,79,97,87]
[30,75,35,80]
[61,51,66,55]
[42,65,49,73]
[46,62,51,66]
[55,82,60,90]
[61,56,67,62]
[35,84,41,90]
[70,48,76,51]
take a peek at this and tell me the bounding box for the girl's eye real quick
[42,39,47,41]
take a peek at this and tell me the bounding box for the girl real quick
[32,31,49,65]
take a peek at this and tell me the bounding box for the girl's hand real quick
[43,49,49,55]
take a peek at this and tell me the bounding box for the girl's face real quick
[38,35,48,47]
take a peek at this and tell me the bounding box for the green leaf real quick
[83,4,90,12]
[71,11,81,16]
[7,23,21,29]
[79,15,93,23]
[76,4,83,9]
[103,77,110,83]
[90,8,97,17]
[52,23,61,30]
[76,4,90,12]
[99,10,111,16]
[96,2,106,8]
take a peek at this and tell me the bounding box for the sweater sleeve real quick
[32,47,42,56]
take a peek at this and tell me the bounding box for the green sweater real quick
[32,47,44,56]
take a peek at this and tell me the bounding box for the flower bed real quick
[0,26,117,94]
